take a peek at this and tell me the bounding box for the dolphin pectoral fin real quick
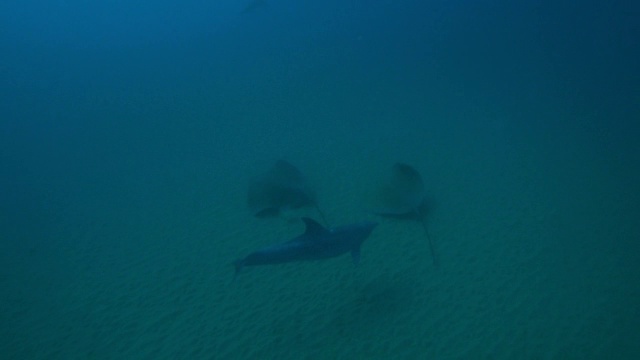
[351,247,361,266]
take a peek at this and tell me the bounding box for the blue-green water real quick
[2,1,639,358]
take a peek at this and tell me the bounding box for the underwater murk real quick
[1,0,638,358]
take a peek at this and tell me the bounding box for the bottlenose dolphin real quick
[234,218,377,275]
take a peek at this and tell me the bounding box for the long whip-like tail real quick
[415,209,437,266]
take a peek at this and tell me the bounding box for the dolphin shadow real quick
[327,276,416,336]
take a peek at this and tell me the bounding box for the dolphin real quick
[234,218,377,275]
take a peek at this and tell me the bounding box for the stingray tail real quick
[415,209,437,267]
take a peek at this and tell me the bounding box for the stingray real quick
[247,160,328,225]
[373,162,437,265]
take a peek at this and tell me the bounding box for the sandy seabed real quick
[2,117,639,360]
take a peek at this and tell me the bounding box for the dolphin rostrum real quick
[234,218,377,275]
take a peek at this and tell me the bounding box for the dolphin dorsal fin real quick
[302,217,328,236]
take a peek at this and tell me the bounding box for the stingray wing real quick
[373,162,425,217]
